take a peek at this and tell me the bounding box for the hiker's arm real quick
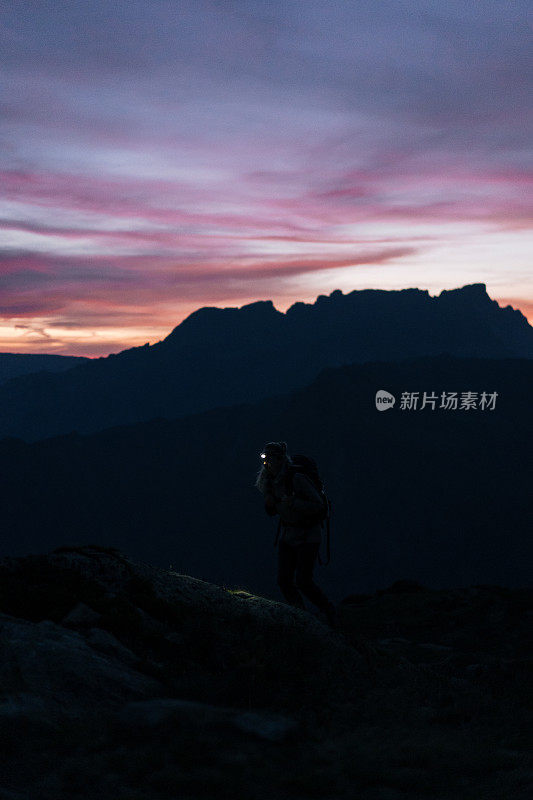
[288,474,324,516]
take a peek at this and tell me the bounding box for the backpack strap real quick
[284,465,295,495]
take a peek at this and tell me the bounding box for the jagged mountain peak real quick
[155,283,512,344]
[162,298,282,345]
[437,283,491,303]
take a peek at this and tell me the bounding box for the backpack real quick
[274,454,332,565]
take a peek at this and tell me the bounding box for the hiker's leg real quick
[277,540,306,609]
[294,542,332,614]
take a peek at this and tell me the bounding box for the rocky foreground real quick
[0,545,531,800]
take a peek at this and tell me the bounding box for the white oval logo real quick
[375,389,396,411]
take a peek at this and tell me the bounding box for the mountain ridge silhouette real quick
[0,283,531,443]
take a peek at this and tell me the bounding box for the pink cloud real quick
[0,245,416,326]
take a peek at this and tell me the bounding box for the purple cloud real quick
[1,1,531,354]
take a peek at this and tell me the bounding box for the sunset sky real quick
[1,0,532,356]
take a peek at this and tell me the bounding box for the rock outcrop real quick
[0,544,531,800]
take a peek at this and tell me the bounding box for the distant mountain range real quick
[0,283,532,442]
[2,353,531,599]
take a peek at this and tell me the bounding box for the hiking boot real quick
[324,603,338,630]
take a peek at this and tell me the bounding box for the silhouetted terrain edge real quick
[1,282,532,441]
[0,545,531,799]
[0,353,89,385]
[2,353,532,598]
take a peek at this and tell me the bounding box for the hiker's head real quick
[254,441,290,491]
[260,441,288,476]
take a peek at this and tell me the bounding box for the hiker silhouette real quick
[255,441,337,628]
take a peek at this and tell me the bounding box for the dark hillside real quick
[2,354,532,598]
